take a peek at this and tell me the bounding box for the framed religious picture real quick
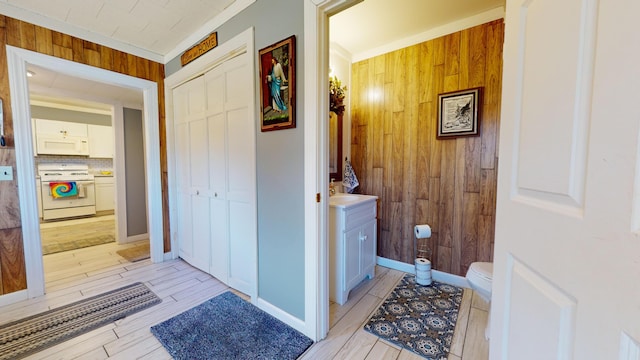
[258,35,296,131]
[436,87,482,139]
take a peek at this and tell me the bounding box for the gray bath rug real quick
[0,282,161,359]
[151,291,314,359]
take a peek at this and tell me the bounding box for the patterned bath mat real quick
[364,275,463,359]
[151,291,314,359]
[0,282,161,360]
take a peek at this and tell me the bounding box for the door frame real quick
[303,0,363,341]
[6,45,164,300]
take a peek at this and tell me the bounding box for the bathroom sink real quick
[329,193,378,208]
[331,194,359,202]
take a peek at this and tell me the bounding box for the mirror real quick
[329,111,343,181]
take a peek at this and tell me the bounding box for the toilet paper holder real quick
[413,224,432,261]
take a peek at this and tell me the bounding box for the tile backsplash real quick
[35,155,113,173]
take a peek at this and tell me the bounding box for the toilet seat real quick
[466,262,494,340]
[466,262,493,303]
[469,262,493,281]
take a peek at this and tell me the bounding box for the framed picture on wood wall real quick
[436,87,482,139]
[259,35,296,131]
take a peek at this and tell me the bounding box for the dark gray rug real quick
[364,275,463,359]
[151,291,314,360]
[0,282,161,360]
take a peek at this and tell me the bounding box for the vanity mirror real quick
[329,111,343,180]
[329,76,346,181]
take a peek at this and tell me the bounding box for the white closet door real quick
[205,53,255,295]
[173,51,255,296]
[173,76,210,272]
[205,64,229,283]
[188,118,211,272]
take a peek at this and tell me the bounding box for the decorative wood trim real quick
[180,32,218,66]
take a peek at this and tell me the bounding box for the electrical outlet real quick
[0,166,13,181]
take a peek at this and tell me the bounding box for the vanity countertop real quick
[329,193,378,209]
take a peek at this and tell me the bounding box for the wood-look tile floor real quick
[0,242,489,359]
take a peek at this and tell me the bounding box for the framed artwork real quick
[259,35,296,131]
[436,87,482,139]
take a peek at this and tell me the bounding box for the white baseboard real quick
[256,296,307,337]
[0,289,28,307]
[376,256,470,289]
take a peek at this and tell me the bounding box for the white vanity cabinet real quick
[329,194,378,305]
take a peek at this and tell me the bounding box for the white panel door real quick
[173,76,207,271]
[188,118,211,272]
[206,65,229,283]
[493,0,640,359]
[173,52,255,296]
[206,53,256,295]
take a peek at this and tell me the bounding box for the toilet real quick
[466,262,493,339]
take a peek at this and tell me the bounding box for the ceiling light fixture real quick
[27,70,35,77]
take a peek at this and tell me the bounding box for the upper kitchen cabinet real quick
[88,124,114,158]
[34,118,89,156]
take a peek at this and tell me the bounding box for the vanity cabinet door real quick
[360,219,377,279]
[343,227,362,294]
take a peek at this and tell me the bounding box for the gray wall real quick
[123,108,148,236]
[167,0,306,320]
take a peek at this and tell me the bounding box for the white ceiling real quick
[0,0,246,63]
[330,0,505,61]
[8,0,505,108]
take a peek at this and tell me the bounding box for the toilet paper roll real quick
[416,269,431,279]
[414,224,432,239]
[416,277,432,286]
[415,258,431,267]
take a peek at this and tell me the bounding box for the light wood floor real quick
[0,242,489,359]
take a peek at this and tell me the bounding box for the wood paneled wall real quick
[0,15,170,295]
[350,20,503,276]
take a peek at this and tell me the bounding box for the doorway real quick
[6,45,164,299]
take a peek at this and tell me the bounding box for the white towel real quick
[342,160,359,193]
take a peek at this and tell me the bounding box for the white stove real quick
[37,164,96,221]
[38,164,94,182]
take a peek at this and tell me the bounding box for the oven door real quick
[41,180,96,220]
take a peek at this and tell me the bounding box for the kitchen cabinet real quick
[34,118,89,156]
[329,194,378,305]
[88,124,114,158]
[95,176,114,212]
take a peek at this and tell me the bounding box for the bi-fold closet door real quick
[173,52,255,296]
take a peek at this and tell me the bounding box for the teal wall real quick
[167,0,306,320]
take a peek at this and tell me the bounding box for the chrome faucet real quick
[329,178,336,196]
